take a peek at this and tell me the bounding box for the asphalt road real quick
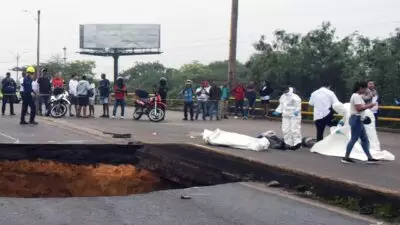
[0,105,385,224]
[0,113,103,144]
[33,105,400,191]
[0,183,376,225]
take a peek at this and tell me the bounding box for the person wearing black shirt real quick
[37,68,52,116]
[208,81,221,120]
[259,80,273,117]
[20,67,37,125]
[1,72,16,116]
[98,73,110,117]
[158,77,168,105]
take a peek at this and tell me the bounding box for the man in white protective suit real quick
[272,87,302,150]
[310,101,395,162]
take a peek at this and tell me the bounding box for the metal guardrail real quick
[108,93,400,123]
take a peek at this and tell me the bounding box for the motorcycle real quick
[47,91,70,118]
[133,94,166,122]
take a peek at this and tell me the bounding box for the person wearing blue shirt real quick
[20,66,37,125]
[1,72,16,116]
[220,81,229,119]
[181,80,194,121]
[98,73,110,118]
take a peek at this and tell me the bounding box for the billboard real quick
[79,24,161,50]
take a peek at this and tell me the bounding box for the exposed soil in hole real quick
[0,160,169,198]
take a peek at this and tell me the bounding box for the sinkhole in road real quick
[0,160,179,198]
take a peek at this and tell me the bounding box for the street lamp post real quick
[23,9,41,77]
[37,10,40,77]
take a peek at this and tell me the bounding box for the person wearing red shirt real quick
[112,77,127,119]
[232,83,245,118]
[52,72,65,96]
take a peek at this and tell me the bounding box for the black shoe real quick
[20,121,29,125]
[367,158,380,164]
[29,121,38,125]
[70,114,75,117]
[10,113,16,116]
[190,118,194,121]
[341,158,355,164]
[183,118,188,121]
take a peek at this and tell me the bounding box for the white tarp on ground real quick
[203,129,270,151]
[311,102,395,161]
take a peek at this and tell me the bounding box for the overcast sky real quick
[1,0,400,80]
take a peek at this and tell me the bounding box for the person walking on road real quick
[209,80,221,120]
[259,80,273,117]
[68,74,79,117]
[342,81,379,164]
[76,75,93,118]
[37,68,52,116]
[112,77,127,119]
[220,81,229,119]
[1,72,16,116]
[181,80,194,121]
[309,82,340,141]
[195,81,210,120]
[98,73,110,118]
[272,87,302,150]
[20,66,38,125]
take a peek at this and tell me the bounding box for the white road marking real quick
[0,131,20,143]
[47,140,88,144]
[188,131,203,137]
[165,123,185,126]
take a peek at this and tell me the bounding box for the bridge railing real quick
[109,93,400,125]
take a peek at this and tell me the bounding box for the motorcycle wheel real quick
[133,107,143,120]
[50,103,68,118]
[148,108,165,122]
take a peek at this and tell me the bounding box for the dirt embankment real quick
[0,160,163,198]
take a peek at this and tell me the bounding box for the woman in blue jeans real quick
[342,81,379,164]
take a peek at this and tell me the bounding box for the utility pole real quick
[36,10,41,76]
[63,46,67,64]
[228,0,239,90]
[16,53,21,82]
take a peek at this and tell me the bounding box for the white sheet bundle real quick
[202,129,270,151]
[311,102,395,161]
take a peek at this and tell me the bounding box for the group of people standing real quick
[181,80,273,121]
[272,80,380,163]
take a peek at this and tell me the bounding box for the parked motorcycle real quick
[47,91,70,118]
[133,94,166,122]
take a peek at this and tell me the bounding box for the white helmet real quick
[185,79,193,85]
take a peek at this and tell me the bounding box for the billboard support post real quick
[113,53,119,81]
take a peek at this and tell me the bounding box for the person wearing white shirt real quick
[88,79,96,117]
[32,77,40,114]
[19,74,25,94]
[309,83,340,141]
[68,74,79,117]
[342,81,378,164]
[363,80,379,127]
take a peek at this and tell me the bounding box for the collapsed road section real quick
[0,143,399,220]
